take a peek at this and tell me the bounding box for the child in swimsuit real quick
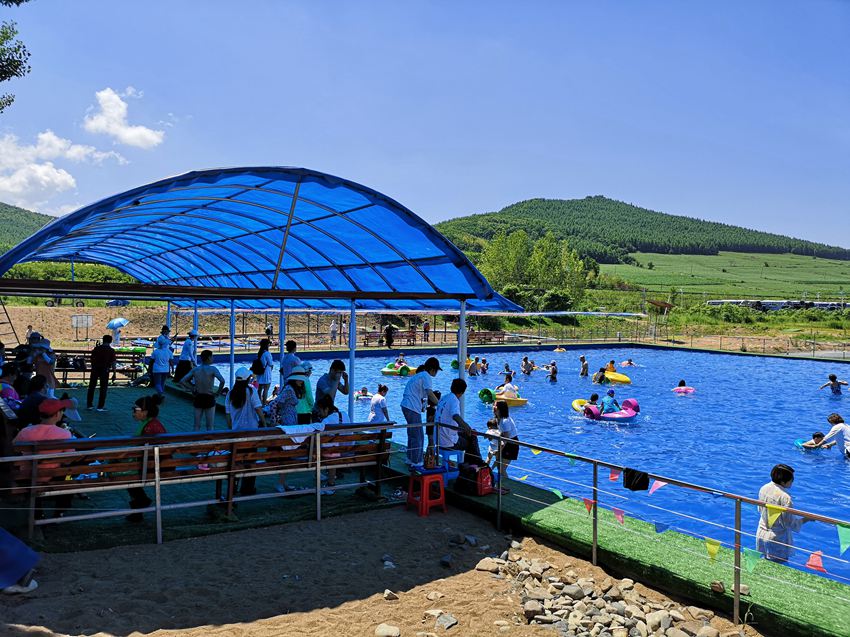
[819,374,848,395]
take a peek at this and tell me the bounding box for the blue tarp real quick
[0,167,521,312]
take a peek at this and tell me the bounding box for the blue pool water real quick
[221,348,850,580]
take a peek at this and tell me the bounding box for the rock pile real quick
[476,547,742,637]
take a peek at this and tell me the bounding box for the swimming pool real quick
[220,347,850,580]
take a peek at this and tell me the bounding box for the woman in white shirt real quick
[755,464,810,563]
[224,367,265,496]
[493,400,520,490]
[255,339,275,404]
[368,384,390,424]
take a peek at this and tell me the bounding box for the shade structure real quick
[0,167,521,312]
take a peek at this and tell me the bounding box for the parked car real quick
[106,299,130,307]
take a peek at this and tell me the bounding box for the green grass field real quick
[600,251,850,298]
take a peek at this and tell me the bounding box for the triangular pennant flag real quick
[518,475,528,481]
[649,480,668,495]
[612,507,625,524]
[705,538,721,560]
[805,550,827,574]
[568,457,577,466]
[742,548,762,573]
[583,498,594,513]
[609,468,622,482]
[531,449,542,455]
[837,524,850,556]
[551,488,564,500]
[766,504,785,528]
[653,521,669,534]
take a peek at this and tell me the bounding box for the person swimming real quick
[579,355,589,377]
[592,368,607,384]
[819,374,848,395]
[801,431,836,450]
[586,392,599,406]
[621,358,636,367]
[480,358,489,374]
[605,360,617,372]
[499,363,515,376]
[546,360,558,382]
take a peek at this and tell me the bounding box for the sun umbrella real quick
[106,317,129,330]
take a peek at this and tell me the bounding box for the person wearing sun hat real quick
[269,364,312,493]
[13,398,77,516]
[225,367,264,496]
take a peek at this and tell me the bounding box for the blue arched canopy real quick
[0,167,521,312]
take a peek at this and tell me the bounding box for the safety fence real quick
[437,422,850,628]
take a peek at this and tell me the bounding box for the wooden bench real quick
[467,331,506,345]
[362,331,383,347]
[7,424,393,539]
[53,348,147,385]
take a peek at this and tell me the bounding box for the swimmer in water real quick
[592,368,607,384]
[605,360,617,373]
[819,374,848,395]
[621,358,636,367]
[545,360,558,382]
[480,358,489,374]
[499,363,515,376]
[801,431,836,450]
[579,355,589,377]
[586,392,599,406]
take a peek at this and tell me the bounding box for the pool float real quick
[450,359,459,369]
[672,386,695,394]
[553,347,566,352]
[584,398,640,423]
[381,362,412,376]
[479,388,496,404]
[571,398,588,412]
[604,371,632,384]
[496,393,528,407]
[356,392,373,400]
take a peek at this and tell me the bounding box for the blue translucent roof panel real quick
[0,167,521,312]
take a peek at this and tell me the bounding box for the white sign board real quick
[71,314,94,328]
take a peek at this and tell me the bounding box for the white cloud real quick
[83,87,165,149]
[0,129,125,211]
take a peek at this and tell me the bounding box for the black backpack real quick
[250,357,265,375]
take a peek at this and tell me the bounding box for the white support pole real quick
[278,299,286,387]
[229,299,236,388]
[166,301,172,330]
[192,300,199,332]
[458,300,467,417]
[348,299,356,418]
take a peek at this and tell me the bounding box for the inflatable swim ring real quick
[381,363,412,376]
[604,371,632,384]
[672,386,695,394]
[553,347,566,353]
[356,393,373,400]
[571,398,587,412]
[495,393,528,407]
[479,388,496,404]
[584,398,640,423]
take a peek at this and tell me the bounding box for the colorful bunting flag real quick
[742,548,762,573]
[531,449,542,455]
[705,538,721,560]
[837,524,850,556]
[653,521,670,534]
[766,504,785,528]
[805,551,827,574]
[649,480,668,495]
[551,488,564,500]
[609,468,622,482]
[612,507,625,524]
[518,475,528,482]
[583,498,594,513]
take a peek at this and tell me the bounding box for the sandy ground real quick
[1,507,760,637]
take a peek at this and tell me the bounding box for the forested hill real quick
[0,202,52,252]
[435,196,850,264]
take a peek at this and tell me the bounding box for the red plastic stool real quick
[406,473,447,517]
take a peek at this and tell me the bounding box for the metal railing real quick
[439,422,850,626]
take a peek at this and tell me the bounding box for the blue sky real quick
[1,1,848,245]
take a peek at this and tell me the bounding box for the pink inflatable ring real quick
[584,398,640,423]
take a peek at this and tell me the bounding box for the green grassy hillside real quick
[435,196,850,264]
[0,201,53,251]
[601,251,850,297]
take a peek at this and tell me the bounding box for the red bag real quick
[475,465,495,496]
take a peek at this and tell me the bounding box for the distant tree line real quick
[436,196,850,264]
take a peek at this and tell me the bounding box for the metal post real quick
[193,300,199,332]
[348,299,356,418]
[592,462,598,566]
[166,301,172,330]
[733,498,742,625]
[315,432,322,521]
[496,435,503,531]
[719,336,723,351]
[278,299,285,387]
[229,300,236,388]
[458,300,467,417]
[154,446,163,544]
